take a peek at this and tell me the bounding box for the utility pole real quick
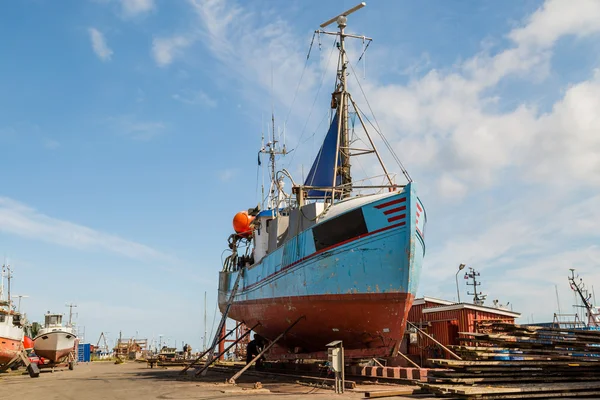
[568,269,599,327]
[465,267,486,306]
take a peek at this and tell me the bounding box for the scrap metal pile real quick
[421,321,600,399]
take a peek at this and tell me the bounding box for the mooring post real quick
[228,316,305,384]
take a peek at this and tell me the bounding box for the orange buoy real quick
[23,336,33,350]
[233,211,255,237]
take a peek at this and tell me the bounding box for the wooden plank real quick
[468,389,600,399]
[364,388,424,398]
[428,375,600,384]
[430,359,600,367]
[422,381,600,395]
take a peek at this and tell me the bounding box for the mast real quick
[0,264,12,310]
[259,113,287,210]
[338,13,351,198]
[7,266,10,308]
[319,3,366,199]
[0,264,3,302]
[66,303,77,327]
[299,3,406,201]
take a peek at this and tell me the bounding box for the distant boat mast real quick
[568,269,600,327]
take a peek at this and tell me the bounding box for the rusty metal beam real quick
[194,322,260,377]
[180,321,243,374]
[228,316,306,384]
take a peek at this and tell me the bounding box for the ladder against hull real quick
[197,269,244,376]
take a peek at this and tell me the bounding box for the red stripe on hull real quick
[0,338,22,365]
[375,197,406,209]
[387,214,406,223]
[227,293,415,356]
[383,205,406,215]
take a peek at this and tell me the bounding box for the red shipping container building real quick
[406,297,520,364]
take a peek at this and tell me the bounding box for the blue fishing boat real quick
[218,3,426,358]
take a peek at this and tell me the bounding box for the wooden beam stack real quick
[420,322,600,399]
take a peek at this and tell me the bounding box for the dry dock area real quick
[0,362,437,400]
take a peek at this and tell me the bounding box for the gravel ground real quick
[0,361,440,400]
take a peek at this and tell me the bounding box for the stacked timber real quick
[421,322,600,399]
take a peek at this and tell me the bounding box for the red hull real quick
[0,337,22,365]
[35,348,72,363]
[226,292,414,357]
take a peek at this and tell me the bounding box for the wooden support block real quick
[385,367,401,379]
[412,368,427,381]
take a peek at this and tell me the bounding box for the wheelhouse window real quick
[312,208,368,251]
[46,315,62,325]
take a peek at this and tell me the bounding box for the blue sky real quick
[1,0,600,349]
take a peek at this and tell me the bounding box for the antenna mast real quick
[66,303,78,327]
[0,264,4,302]
[568,269,599,327]
[465,267,486,306]
[259,115,287,210]
[5,264,12,309]
[319,3,366,199]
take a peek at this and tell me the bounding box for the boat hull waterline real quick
[219,185,426,356]
[33,331,76,362]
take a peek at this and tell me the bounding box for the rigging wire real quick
[282,32,315,136]
[347,60,413,183]
[285,37,338,170]
[357,39,371,63]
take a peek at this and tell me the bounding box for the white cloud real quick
[188,0,319,117]
[88,28,113,61]
[0,197,174,262]
[152,36,192,67]
[172,89,217,107]
[355,0,600,198]
[109,116,166,141]
[509,0,600,48]
[121,0,155,17]
[217,168,237,182]
[43,138,60,150]
[436,174,467,201]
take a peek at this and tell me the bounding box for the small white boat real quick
[33,312,76,363]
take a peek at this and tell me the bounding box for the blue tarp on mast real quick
[304,112,342,197]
